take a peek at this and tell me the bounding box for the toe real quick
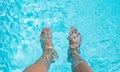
[46,27,50,33]
[40,27,48,40]
[71,26,77,31]
[46,27,52,39]
[76,33,80,38]
[41,27,46,35]
[70,26,78,35]
[46,27,51,35]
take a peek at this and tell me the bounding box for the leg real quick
[68,26,93,72]
[24,27,58,72]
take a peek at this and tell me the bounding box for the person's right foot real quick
[68,26,81,48]
[67,26,82,61]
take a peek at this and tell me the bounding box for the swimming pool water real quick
[0,0,120,72]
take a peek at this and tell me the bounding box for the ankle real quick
[68,47,80,62]
[43,48,58,63]
[39,48,58,69]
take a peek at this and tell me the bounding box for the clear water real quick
[0,0,120,72]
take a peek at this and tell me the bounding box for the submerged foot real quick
[40,27,58,64]
[40,27,53,50]
[68,26,82,61]
[68,26,81,48]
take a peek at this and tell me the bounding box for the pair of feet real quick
[40,26,81,61]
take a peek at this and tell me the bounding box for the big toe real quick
[70,26,78,35]
[46,27,51,38]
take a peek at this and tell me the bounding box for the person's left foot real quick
[39,27,58,65]
[40,27,53,50]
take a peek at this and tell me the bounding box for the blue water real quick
[0,0,120,72]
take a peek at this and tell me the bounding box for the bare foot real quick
[40,27,58,62]
[40,27,53,50]
[68,26,81,49]
[68,26,82,61]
